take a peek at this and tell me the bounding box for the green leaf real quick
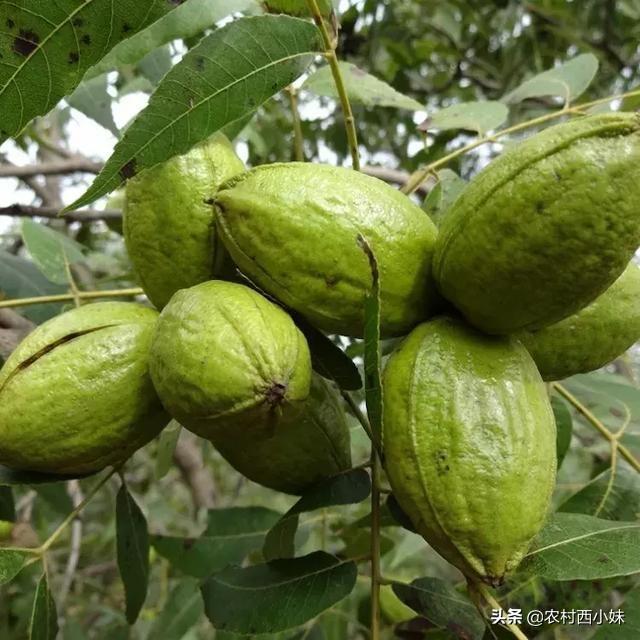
[137,45,173,85]
[148,579,204,640]
[559,466,640,521]
[386,494,417,533]
[34,483,73,516]
[563,373,640,440]
[392,577,484,640]
[68,15,323,209]
[263,469,371,560]
[359,236,383,448]
[67,73,119,137]
[431,6,461,45]
[152,507,281,578]
[201,551,357,634]
[591,586,640,639]
[340,527,394,559]
[293,313,362,390]
[503,53,599,105]
[0,250,65,324]
[304,62,423,111]
[521,512,640,580]
[351,501,401,530]
[621,84,640,112]
[0,0,179,143]
[88,0,256,78]
[0,550,26,585]
[422,169,466,226]
[21,220,86,285]
[420,101,509,136]
[155,420,182,480]
[551,395,572,469]
[0,465,94,486]
[264,0,333,16]
[116,484,149,624]
[29,572,58,640]
[0,487,15,521]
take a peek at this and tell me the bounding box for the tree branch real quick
[173,432,217,513]
[0,161,419,193]
[0,158,102,179]
[0,204,122,222]
[0,309,34,360]
[0,166,424,222]
[58,480,83,609]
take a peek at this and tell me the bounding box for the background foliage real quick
[1,1,640,639]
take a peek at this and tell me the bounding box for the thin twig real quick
[40,468,117,554]
[552,383,640,473]
[63,253,82,309]
[287,86,305,162]
[0,204,122,222]
[0,287,144,310]
[58,480,84,608]
[0,158,102,178]
[370,452,382,640]
[403,88,640,194]
[306,0,360,170]
[469,581,529,640]
[340,390,382,457]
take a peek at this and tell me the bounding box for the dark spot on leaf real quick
[13,29,40,57]
[610,407,623,418]
[195,56,205,71]
[536,201,545,213]
[203,198,215,205]
[183,537,195,550]
[122,23,132,33]
[119,158,137,181]
[81,34,91,45]
[6,18,15,29]
[598,555,610,563]
[68,51,79,64]
[72,17,84,27]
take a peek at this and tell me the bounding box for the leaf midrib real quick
[93,44,321,196]
[525,521,640,557]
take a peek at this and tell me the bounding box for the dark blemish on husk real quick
[324,274,338,288]
[0,325,114,392]
[13,29,40,57]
